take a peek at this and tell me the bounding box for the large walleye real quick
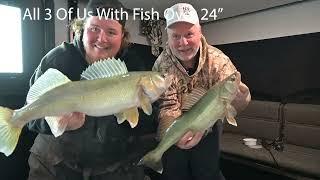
[0,58,172,156]
[138,71,240,173]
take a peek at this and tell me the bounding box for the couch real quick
[221,100,320,179]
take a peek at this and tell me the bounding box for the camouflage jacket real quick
[153,35,238,138]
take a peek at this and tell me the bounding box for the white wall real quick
[202,0,320,45]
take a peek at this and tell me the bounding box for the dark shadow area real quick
[220,157,295,180]
[216,32,320,104]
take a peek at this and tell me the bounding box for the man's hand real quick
[60,112,86,131]
[176,131,204,149]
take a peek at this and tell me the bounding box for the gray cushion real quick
[283,103,320,149]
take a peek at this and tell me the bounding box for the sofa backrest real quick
[224,100,281,140]
[283,103,320,149]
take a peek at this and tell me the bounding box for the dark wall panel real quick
[216,32,320,104]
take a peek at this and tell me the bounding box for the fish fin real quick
[81,58,128,80]
[226,104,237,126]
[139,75,159,96]
[124,107,139,128]
[181,87,207,111]
[0,107,22,156]
[115,108,139,128]
[138,150,163,174]
[27,68,71,104]
[45,116,68,137]
[139,92,152,115]
[115,112,126,124]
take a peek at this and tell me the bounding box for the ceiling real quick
[119,0,306,23]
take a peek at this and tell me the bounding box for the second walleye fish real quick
[138,71,240,173]
[0,58,172,156]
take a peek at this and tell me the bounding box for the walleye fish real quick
[0,58,172,156]
[138,71,240,173]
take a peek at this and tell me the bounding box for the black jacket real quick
[28,36,157,168]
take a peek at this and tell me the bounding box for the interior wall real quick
[53,0,69,45]
[216,32,320,103]
[0,0,47,95]
[125,16,167,46]
[202,0,320,45]
[127,0,320,45]
[0,1,46,180]
[53,0,320,103]
[55,1,320,46]
[198,0,320,103]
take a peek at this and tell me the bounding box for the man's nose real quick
[179,37,188,46]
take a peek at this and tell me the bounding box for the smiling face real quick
[82,16,124,64]
[167,22,202,68]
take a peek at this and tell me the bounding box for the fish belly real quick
[78,85,139,116]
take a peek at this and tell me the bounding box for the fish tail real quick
[0,106,22,156]
[138,150,163,174]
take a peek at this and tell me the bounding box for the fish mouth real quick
[145,73,174,102]
[227,71,241,84]
[162,73,174,89]
[224,71,241,97]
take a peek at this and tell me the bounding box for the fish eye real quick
[229,75,236,81]
[160,73,167,78]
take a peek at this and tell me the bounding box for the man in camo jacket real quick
[152,3,251,180]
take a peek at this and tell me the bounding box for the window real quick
[0,4,23,73]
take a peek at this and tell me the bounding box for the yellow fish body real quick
[0,58,173,156]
